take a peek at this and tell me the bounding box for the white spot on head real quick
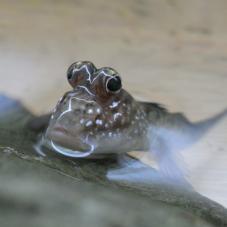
[80,119,85,124]
[87,109,94,114]
[85,120,93,127]
[113,112,122,121]
[95,119,103,126]
[96,108,101,114]
[110,101,120,108]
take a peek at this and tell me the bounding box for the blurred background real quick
[0,0,227,206]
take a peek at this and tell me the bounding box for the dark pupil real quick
[107,76,121,92]
[67,70,73,80]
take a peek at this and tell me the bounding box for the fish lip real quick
[52,125,69,135]
[48,125,75,142]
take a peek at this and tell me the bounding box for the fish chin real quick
[49,141,95,158]
[45,125,96,158]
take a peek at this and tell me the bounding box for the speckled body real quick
[45,84,150,156]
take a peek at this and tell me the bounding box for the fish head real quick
[45,61,148,157]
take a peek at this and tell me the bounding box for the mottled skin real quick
[44,62,150,157]
[29,61,227,177]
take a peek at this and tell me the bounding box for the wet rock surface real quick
[0,95,227,227]
[0,149,213,227]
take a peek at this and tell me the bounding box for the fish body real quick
[29,61,227,178]
[44,75,150,157]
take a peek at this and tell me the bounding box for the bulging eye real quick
[106,76,122,93]
[67,61,97,88]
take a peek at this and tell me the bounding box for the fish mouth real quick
[52,125,69,136]
[46,125,95,158]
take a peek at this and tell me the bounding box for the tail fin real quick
[148,108,227,181]
[191,108,227,140]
